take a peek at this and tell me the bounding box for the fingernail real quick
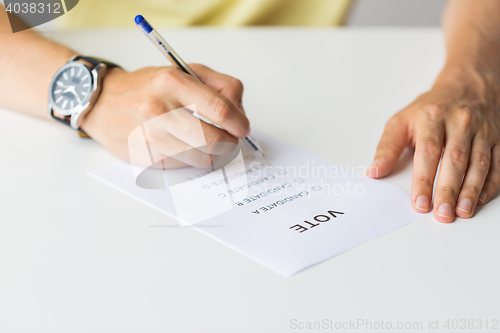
[479,190,487,204]
[415,195,430,211]
[437,203,453,219]
[457,198,472,214]
[368,159,380,178]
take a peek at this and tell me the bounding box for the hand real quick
[80,64,250,169]
[369,67,500,222]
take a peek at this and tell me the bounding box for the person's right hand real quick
[80,64,250,168]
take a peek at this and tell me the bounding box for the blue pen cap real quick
[135,15,153,34]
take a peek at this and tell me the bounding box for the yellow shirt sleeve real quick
[59,0,351,28]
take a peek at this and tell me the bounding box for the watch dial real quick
[51,65,92,112]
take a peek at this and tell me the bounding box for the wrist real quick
[432,63,500,114]
[79,66,127,135]
[435,61,500,92]
[441,46,500,83]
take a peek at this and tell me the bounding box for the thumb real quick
[368,115,410,178]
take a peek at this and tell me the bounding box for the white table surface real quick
[1,28,499,333]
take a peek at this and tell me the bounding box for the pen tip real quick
[134,15,144,25]
[135,15,153,34]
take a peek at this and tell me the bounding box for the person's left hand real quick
[368,67,500,222]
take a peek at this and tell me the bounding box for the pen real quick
[134,15,265,158]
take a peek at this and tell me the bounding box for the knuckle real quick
[461,183,481,197]
[153,68,184,87]
[137,98,163,121]
[446,147,469,167]
[210,97,233,123]
[436,185,458,199]
[230,77,244,91]
[413,174,434,188]
[422,104,444,121]
[454,107,475,130]
[418,140,442,157]
[471,151,491,168]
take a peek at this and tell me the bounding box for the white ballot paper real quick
[89,131,423,277]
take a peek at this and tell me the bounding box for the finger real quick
[478,144,500,205]
[455,137,491,218]
[160,69,250,138]
[433,113,474,223]
[127,136,190,169]
[411,119,445,213]
[369,115,409,179]
[152,107,239,155]
[189,63,245,111]
[128,148,189,168]
[161,158,190,169]
[144,126,212,169]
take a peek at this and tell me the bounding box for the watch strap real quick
[72,55,121,69]
[49,110,89,135]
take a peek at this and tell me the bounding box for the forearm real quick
[441,0,500,80]
[0,5,76,118]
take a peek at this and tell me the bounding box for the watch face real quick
[50,62,93,116]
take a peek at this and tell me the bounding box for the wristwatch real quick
[48,55,120,134]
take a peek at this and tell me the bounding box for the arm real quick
[370,0,500,222]
[0,5,249,167]
[0,5,76,116]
